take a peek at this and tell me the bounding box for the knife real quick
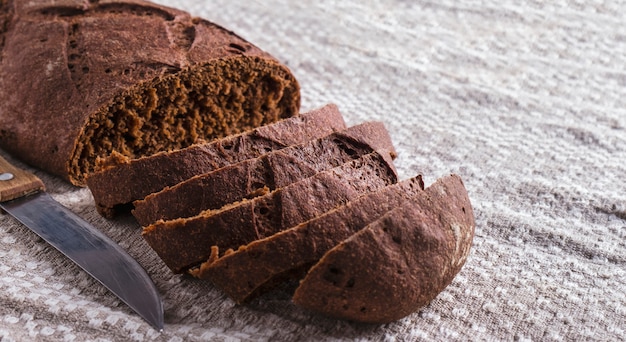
[0,154,164,331]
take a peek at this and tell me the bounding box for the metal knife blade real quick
[0,155,164,331]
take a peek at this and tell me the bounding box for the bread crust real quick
[292,174,475,323]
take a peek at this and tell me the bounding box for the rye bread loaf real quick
[292,174,475,324]
[142,151,398,273]
[0,0,300,186]
[132,121,396,226]
[192,175,425,303]
[87,104,344,217]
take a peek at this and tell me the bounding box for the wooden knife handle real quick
[0,154,45,202]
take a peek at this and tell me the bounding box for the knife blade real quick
[0,154,164,331]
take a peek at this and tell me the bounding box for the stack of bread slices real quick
[87,104,475,324]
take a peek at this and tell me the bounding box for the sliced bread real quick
[132,121,396,226]
[193,175,425,303]
[142,151,398,273]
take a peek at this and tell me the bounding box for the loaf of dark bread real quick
[142,151,398,273]
[3,0,475,325]
[0,0,300,186]
[132,121,396,226]
[193,175,425,303]
[292,174,475,323]
[87,104,344,217]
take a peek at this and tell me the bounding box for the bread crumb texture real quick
[86,105,345,217]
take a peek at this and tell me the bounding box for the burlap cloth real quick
[1,0,624,340]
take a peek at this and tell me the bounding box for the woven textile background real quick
[1,0,625,340]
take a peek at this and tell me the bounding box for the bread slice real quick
[132,121,396,226]
[292,174,475,324]
[192,175,425,303]
[142,151,398,273]
[87,104,345,217]
[0,0,300,186]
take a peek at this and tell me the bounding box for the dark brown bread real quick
[142,151,398,273]
[87,104,344,217]
[292,174,475,324]
[193,175,425,303]
[0,0,300,186]
[0,2,10,54]
[132,121,396,226]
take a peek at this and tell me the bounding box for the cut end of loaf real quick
[69,56,300,185]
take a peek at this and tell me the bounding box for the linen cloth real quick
[1,0,625,340]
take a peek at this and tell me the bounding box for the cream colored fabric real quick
[1,0,625,340]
